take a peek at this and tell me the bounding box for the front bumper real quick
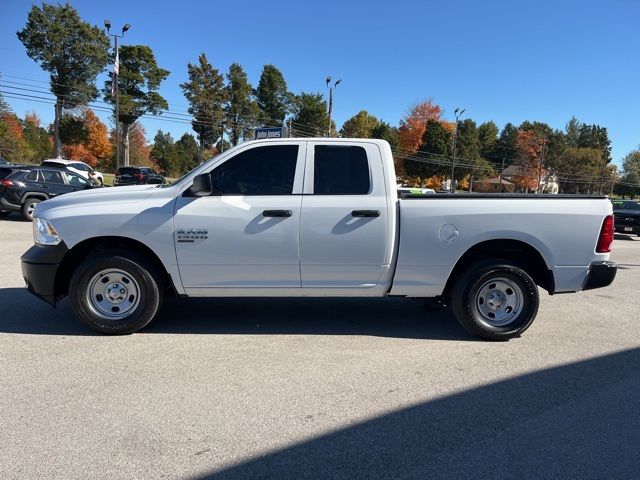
[583,261,617,291]
[20,242,68,306]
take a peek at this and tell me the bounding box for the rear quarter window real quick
[313,145,370,195]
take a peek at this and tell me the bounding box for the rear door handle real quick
[352,210,380,218]
[263,210,292,217]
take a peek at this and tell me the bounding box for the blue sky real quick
[1,0,638,164]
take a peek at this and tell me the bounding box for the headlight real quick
[33,217,61,246]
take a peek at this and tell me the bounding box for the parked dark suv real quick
[612,200,640,236]
[0,167,95,221]
[114,166,165,186]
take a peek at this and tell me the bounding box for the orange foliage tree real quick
[127,122,157,169]
[514,129,545,192]
[84,109,112,165]
[397,100,443,154]
[63,144,96,165]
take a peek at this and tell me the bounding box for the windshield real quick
[613,201,640,210]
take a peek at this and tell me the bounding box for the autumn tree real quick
[127,122,154,168]
[181,53,226,151]
[340,110,379,138]
[225,63,258,146]
[256,65,290,125]
[104,45,169,168]
[514,129,545,192]
[397,100,442,154]
[17,3,109,156]
[0,112,27,163]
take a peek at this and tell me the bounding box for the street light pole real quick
[450,108,465,193]
[104,20,130,170]
[326,76,341,137]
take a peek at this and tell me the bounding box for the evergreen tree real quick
[225,63,258,146]
[291,92,329,136]
[150,130,179,177]
[18,3,109,156]
[406,120,451,179]
[255,65,290,125]
[175,133,201,173]
[181,53,226,150]
[371,121,399,147]
[477,121,499,159]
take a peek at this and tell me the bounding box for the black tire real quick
[451,259,539,341]
[69,249,163,334]
[21,198,41,221]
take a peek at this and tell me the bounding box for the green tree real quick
[225,62,258,146]
[17,3,109,156]
[621,149,640,179]
[340,110,379,138]
[406,120,451,180]
[557,147,604,194]
[181,53,226,151]
[104,45,169,168]
[291,92,328,137]
[150,130,180,177]
[477,121,499,159]
[0,93,11,116]
[59,113,88,145]
[255,65,290,125]
[455,119,486,182]
[175,133,201,173]
[577,123,611,164]
[371,121,399,147]
[488,122,519,168]
[22,112,52,161]
[565,116,581,147]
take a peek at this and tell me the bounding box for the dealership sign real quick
[254,127,285,140]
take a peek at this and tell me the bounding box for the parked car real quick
[21,138,617,340]
[114,166,165,186]
[0,157,7,165]
[41,159,105,186]
[398,187,436,196]
[612,200,640,236]
[0,166,95,221]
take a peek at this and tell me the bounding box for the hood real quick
[35,184,161,216]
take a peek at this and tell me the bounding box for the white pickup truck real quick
[21,138,617,340]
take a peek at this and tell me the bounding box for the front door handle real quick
[263,210,292,217]
[352,210,380,218]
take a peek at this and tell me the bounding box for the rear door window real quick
[313,145,370,194]
[41,170,64,184]
[25,170,41,182]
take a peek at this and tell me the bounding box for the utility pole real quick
[499,157,505,192]
[537,136,546,193]
[104,20,130,170]
[450,108,465,193]
[325,76,342,137]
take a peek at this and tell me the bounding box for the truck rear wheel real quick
[69,249,163,334]
[451,259,539,340]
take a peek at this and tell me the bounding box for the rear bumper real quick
[583,261,617,291]
[614,225,639,234]
[0,196,20,212]
[20,242,68,306]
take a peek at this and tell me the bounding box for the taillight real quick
[0,179,13,187]
[596,215,614,253]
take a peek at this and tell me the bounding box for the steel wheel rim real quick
[27,202,37,217]
[475,277,523,327]
[86,268,141,320]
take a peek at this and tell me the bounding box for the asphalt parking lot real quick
[1,214,639,480]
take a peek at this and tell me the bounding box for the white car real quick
[41,159,104,185]
[22,138,617,340]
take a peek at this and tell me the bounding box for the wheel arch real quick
[442,238,555,297]
[54,236,176,301]
[21,192,49,203]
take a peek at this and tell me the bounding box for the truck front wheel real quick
[451,259,539,340]
[69,250,163,334]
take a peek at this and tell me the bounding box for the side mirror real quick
[188,173,213,197]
